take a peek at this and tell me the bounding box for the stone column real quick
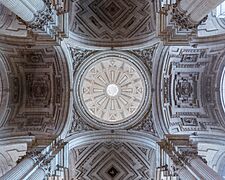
[27,167,46,180]
[21,0,45,13]
[22,0,45,13]
[0,0,34,22]
[157,0,225,45]
[177,166,196,180]
[0,157,36,180]
[0,0,52,30]
[179,0,225,22]
[158,135,223,180]
[188,157,223,180]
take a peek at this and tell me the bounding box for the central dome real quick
[74,51,151,129]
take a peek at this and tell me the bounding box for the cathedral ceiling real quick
[68,0,156,47]
[1,2,225,179]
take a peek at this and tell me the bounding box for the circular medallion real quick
[74,51,151,129]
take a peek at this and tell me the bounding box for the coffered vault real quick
[0,0,225,180]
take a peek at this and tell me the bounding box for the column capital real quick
[17,2,53,30]
[40,160,51,176]
[16,149,44,164]
[157,0,211,45]
[158,135,199,166]
[171,3,208,31]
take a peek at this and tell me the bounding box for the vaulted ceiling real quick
[0,0,225,179]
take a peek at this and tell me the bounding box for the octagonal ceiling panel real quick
[69,0,156,47]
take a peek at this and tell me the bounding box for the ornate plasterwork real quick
[74,51,151,129]
[69,142,156,180]
[133,111,155,134]
[69,0,156,47]
[68,45,157,133]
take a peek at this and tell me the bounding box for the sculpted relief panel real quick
[69,0,156,47]
[0,46,70,135]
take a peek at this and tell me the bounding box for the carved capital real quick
[171,3,208,31]
[158,135,199,167]
[40,159,52,175]
[157,2,208,45]
[28,5,53,30]
[16,149,44,164]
